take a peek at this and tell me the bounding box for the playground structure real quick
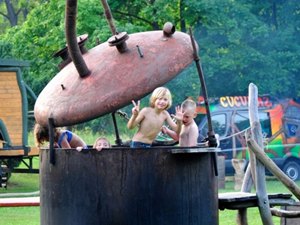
[218,84,300,225]
[31,0,220,224]
[1,1,300,225]
[0,59,39,188]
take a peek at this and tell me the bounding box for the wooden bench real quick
[0,147,39,157]
[219,192,295,210]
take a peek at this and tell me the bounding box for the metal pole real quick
[65,0,90,77]
[112,112,122,146]
[189,28,218,176]
[100,0,117,35]
[48,118,55,165]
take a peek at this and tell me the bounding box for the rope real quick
[116,110,130,121]
[219,127,251,141]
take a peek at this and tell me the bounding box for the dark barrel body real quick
[40,148,218,225]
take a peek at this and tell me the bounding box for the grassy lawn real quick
[0,172,40,225]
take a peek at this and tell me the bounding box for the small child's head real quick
[34,123,49,147]
[34,123,60,147]
[181,98,197,125]
[149,87,172,109]
[93,137,111,151]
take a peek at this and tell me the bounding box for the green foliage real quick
[0,41,12,58]
[0,0,299,132]
[194,0,300,97]
[0,0,44,34]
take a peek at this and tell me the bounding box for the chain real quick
[116,110,130,121]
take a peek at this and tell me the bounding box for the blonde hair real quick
[181,98,197,113]
[93,137,111,148]
[149,87,172,109]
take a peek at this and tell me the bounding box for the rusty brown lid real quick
[34,30,196,127]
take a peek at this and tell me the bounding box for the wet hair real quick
[181,98,196,113]
[93,137,111,148]
[34,123,60,147]
[149,87,172,109]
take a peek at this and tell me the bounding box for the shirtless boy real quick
[162,98,199,147]
[127,87,183,148]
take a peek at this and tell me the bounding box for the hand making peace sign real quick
[131,100,140,116]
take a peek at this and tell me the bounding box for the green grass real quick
[0,172,40,225]
[0,207,39,225]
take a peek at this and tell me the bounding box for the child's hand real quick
[76,146,83,152]
[173,106,183,122]
[131,100,140,116]
[161,126,167,134]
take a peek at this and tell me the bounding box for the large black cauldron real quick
[40,147,218,225]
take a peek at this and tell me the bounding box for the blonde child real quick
[34,123,87,150]
[127,87,183,148]
[162,98,199,147]
[93,137,111,151]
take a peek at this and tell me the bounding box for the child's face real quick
[154,97,169,110]
[182,110,196,126]
[95,139,110,149]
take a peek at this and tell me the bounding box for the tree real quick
[192,0,300,98]
[0,0,43,33]
[1,0,299,112]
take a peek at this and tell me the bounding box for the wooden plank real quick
[0,197,40,207]
[0,109,22,115]
[219,192,294,210]
[0,149,24,156]
[219,192,292,202]
[248,83,273,225]
[0,93,23,99]
[0,148,39,157]
[27,147,40,156]
[0,81,19,86]
[0,89,22,94]
[171,147,220,153]
[0,76,17,81]
[0,101,22,107]
[2,119,23,126]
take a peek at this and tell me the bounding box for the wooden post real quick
[237,164,252,225]
[248,83,274,225]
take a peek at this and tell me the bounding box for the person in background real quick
[127,86,183,148]
[34,123,87,150]
[93,137,111,151]
[162,98,199,147]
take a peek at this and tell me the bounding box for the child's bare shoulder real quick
[162,109,170,116]
[139,107,152,116]
[141,107,152,113]
[160,110,171,120]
